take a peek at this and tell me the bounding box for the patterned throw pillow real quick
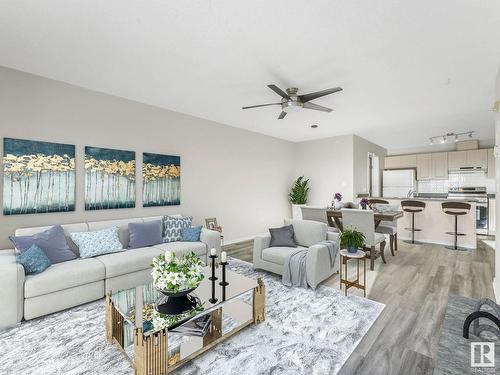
[70,226,124,258]
[180,226,203,242]
[162,216,193,242]
[16,244,52,275]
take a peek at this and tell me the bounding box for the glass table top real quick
[110,265,258,337]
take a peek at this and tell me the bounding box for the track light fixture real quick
[429,131,475,145]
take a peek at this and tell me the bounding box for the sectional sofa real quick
[0,215,221,329]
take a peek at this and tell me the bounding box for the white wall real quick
[295,135,354,205]
[352,135,387,197]
[495,62,500,298]
[0,67,296,248]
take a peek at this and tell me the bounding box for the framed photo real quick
[205,217,218,230]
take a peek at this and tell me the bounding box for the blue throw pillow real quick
[180,226,203,242]
[162,216,193,242]
[70,226,124,258]
[9,225,77,264]
[16,244,51,275]
[128,220,163,249]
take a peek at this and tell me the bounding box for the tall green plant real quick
[289,176,309,204]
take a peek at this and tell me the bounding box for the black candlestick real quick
[209,254,218,281]
[219,261,229,286]
[209,277,218,304]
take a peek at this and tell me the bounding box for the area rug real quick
[0,258,384,375]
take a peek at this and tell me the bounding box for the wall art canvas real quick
[3,138,75,215]
[85,146,136,210]
[143,153,180,207]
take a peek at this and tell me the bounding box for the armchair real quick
[253,219,340,289]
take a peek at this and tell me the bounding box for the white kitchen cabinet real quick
[489,198,495,235]
[384,156,401,169]
[431,152,448,179]
[416,154,432,180]
[466,149,487,168]
[384,154,417,169]
[448,151,467,169]
[487,148,495,179]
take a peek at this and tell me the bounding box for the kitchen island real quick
[380,197,477,249]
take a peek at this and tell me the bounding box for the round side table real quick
[339,249,366,297]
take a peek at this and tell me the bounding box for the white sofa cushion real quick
[261,246,307,265]
[87,218,143,248]
[152,241,207,257]
[284,218,327,247]
[24,258,105,298]
[95,246,164,278]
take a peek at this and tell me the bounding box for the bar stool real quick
[401,200,426,245]
[368,198,398,256]
[442,201,471,251]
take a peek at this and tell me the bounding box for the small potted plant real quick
[360,198,369,210]
[340,227,365,253]
[289,176,309,219]
[333,192,343,209]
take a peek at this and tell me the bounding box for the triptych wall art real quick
[2,138,181,215]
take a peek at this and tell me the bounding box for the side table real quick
[339,249,366,297]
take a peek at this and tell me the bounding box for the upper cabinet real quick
[416,154,432,180]
[384,154,417,169]
[431,152,448,179]
[448,149,487,170]
[488,148,495,179]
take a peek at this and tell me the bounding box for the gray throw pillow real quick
[269,225,297,247]
[9,225,77,264]
[128,220,163,249]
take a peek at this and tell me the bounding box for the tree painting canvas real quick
[85,147,136,210]
[143,153,180,207]
[3,138,76,215]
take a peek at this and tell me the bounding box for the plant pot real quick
[155,287,199,315]
[291,204,305,219]
[347,245,358,254]
[334,200,342,210]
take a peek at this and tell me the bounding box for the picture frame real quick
[205,217,218,231]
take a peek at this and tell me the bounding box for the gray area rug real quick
[435,294,500,375]
[0,258,384,375]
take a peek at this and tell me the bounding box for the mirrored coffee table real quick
[105,266,265,375]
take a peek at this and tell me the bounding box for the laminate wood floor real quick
[223,237,496,375]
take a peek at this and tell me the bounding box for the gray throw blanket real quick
[282,240,338,288]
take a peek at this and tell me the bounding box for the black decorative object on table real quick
[209,254,218,281]
[219,261,229,287]
[156,291,200,315]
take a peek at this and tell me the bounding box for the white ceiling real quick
[0,1,499,149]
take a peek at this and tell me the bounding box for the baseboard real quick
[223,236,256,246]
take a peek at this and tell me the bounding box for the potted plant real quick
[289,176,309,219]
[360,198,369,210]
[333,192,343,209]
[340,227,365,253]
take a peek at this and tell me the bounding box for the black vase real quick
[156,288,198,315]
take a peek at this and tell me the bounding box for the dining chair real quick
[300,206,339,232]
[368,198,398,256]
[341,208,387,271]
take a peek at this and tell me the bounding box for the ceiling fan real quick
[242,84,342,119]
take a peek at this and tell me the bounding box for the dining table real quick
[326,209,404,231]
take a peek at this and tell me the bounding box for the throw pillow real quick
[180,226,203,242]
[269,225,297,247]
[9,225,77,264]
[16,244,51,275]
[70,226,124,258]
[128,220,163,249]
[162,216,193,242]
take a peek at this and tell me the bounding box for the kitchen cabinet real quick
[384,156,400,169]
[466,149,487,168]
[448,151,467,170]
[431,152,448,179]
[487,148,495,179]
[416,154,432,180]
[384,154,417,169]
[489,198,495,235]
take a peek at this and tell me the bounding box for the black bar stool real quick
[401,200,426,245]
[442,201,471,251]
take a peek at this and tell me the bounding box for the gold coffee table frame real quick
[105,278,265,375]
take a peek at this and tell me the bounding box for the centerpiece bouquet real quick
[333,192,343,209]
[151,251,205,295]
[360,198,369,209]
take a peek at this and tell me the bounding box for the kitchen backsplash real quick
[417,172,495,194]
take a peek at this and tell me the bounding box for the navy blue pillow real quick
[16,244,51,275]
[180,226,203,242]
[128,220,163,249]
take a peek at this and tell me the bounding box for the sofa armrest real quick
[200,228,222,256]
[253,235,271,268]
[0,249,25,329]
[306,243,338,289]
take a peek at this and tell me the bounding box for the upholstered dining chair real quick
[341,208,387,270]
[368,198,398,256]
[300,206,339,232]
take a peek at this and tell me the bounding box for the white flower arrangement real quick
[151,251,205,293]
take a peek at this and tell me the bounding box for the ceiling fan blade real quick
[303,102,333,112]
[242,103,281,109]
[278,111,287,119]
[299,87,342,103]
[267,84,290,99]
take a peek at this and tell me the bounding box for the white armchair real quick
[253,219,339,289]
